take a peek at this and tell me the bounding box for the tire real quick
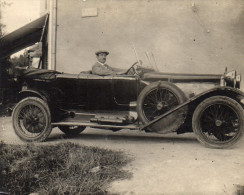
[12,97,52,142]
[192,96,244,149]
[137,81,187,133]
[58,126,86,135]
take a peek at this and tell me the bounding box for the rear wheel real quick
[137,82,187,133]
[192,96,244,149]
[12,97,52,142]
[58,126,86,135]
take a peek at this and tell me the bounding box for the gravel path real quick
[1,116,244,195]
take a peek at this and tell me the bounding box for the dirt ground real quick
[1,116,244,195]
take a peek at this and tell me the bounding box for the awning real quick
[0,14,48,60]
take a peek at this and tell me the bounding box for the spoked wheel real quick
[137,82,187,133]
[12,97,52,142]
[192,96,244,149]
[142,87,179,121]
[58,126,86,136]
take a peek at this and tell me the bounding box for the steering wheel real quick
[126,60,143,75]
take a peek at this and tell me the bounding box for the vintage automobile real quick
[11,61,244,148]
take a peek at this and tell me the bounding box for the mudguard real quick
[141,86,244,132]
[18,89,49,103]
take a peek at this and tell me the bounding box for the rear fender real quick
[141,86,244,130]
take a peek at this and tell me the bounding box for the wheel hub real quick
[22,110,43,133]
[156,102,164,110]
[215,120,223,127]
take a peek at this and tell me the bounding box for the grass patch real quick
[0,142,132,194]
[236,185,244,195]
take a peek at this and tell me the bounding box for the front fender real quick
[18,89,49,103]
[141,86,244,130]
[191,86,244,106]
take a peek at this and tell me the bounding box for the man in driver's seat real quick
[92,50,126,76]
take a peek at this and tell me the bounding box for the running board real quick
[51,121,138,130]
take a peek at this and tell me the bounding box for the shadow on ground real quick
[0,104,13,117]
[47,131,198,145]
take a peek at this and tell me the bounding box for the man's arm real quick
[92,64,115,76]
[105,65,127,75]
[110,67,127,73]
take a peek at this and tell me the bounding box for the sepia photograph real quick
[0,0,244,194]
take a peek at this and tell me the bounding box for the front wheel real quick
[192,96,244,149]
[12,97,52,142]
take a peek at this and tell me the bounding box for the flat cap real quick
[95,50,109,56]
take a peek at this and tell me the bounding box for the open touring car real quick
[11,61,244,148]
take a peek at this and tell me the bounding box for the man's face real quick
[96,53,107,64]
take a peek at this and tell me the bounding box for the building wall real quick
[41,0,244,88]
[40,0,50,15]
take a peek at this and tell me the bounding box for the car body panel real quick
[113,75,138,105]
[142,72,222,83]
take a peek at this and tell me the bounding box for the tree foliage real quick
[0,2,28,68]
[10,51,29,67]
[0,1,11,38]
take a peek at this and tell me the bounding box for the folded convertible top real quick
[20,68,60,80]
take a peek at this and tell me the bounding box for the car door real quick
[112,75,138,106]
[84,75,114,110]
[55,74,87,108]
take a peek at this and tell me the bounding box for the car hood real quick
[142,71,222,83]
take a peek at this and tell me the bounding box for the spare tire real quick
[137,81,188,133]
